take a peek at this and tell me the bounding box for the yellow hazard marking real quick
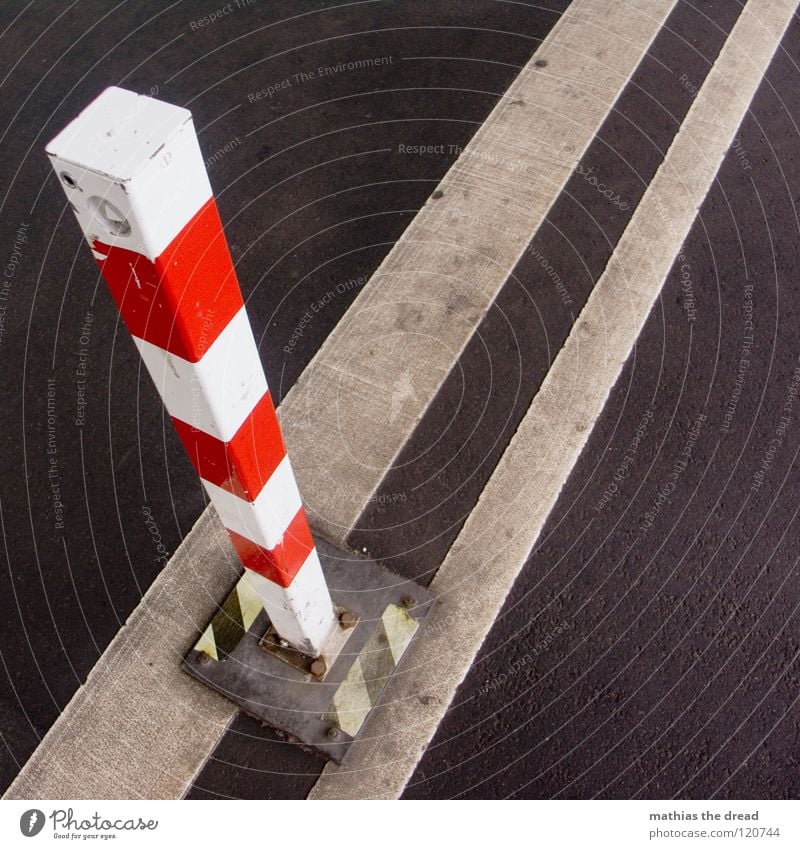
[195,623,218,661]
[237,574,264,632]
[193,573,266,660]
[381,603,419,664]
[327,603,421,736]
[359,622,396,704]
[332,658,373,736]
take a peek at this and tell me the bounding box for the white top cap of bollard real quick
[44,86,212,259]
[45,86,191,181]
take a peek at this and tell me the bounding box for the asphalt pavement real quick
[2,0,798,801]
[405,5,800,800]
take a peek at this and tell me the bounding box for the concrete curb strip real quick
[279,0,679,547]
[5,510,240,799]
[307,0,798,799]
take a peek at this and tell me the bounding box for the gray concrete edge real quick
[4,509,240,799]
[279,0,679,547]
[306,0,799,799]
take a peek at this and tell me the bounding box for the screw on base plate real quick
[401,595,416,609]
[187,535,436,763]
[338,610,357,629]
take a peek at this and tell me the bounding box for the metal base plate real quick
[183,538,435,763]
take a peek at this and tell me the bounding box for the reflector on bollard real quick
[46,86,434,760]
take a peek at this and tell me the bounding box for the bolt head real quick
[310,658,327,678]
[401,595,416,609]
[326,726,340,740]
[339,610,357,629]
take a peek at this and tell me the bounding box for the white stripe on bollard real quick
[133,307,268,441]
[46,86,337,657]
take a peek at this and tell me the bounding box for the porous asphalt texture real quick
[1,0,798,800]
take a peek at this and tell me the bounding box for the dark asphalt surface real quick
[2,0,797,801]
[192,0,771,798]
[0,0,567,795]
[404,6,800,800]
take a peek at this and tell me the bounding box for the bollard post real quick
[45,86,336,658]
[46,87,434,760]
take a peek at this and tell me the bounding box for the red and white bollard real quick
[46,87,336,657]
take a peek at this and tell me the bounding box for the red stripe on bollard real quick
[172,391,286,500]
[92,198,242,361]
[227,507,315,587]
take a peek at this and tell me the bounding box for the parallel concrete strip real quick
[4,511,242,800]
[308,0,797,799]
[279,0,677,546]
[4,0,676,800]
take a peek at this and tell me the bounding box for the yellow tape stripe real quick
[328,604,420,736]
[194,623,218,661]
[381,604,419,665]
[237,574,264,633]
[358,620,397,704]
[331,658,373,736]
[193,573,265,659]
